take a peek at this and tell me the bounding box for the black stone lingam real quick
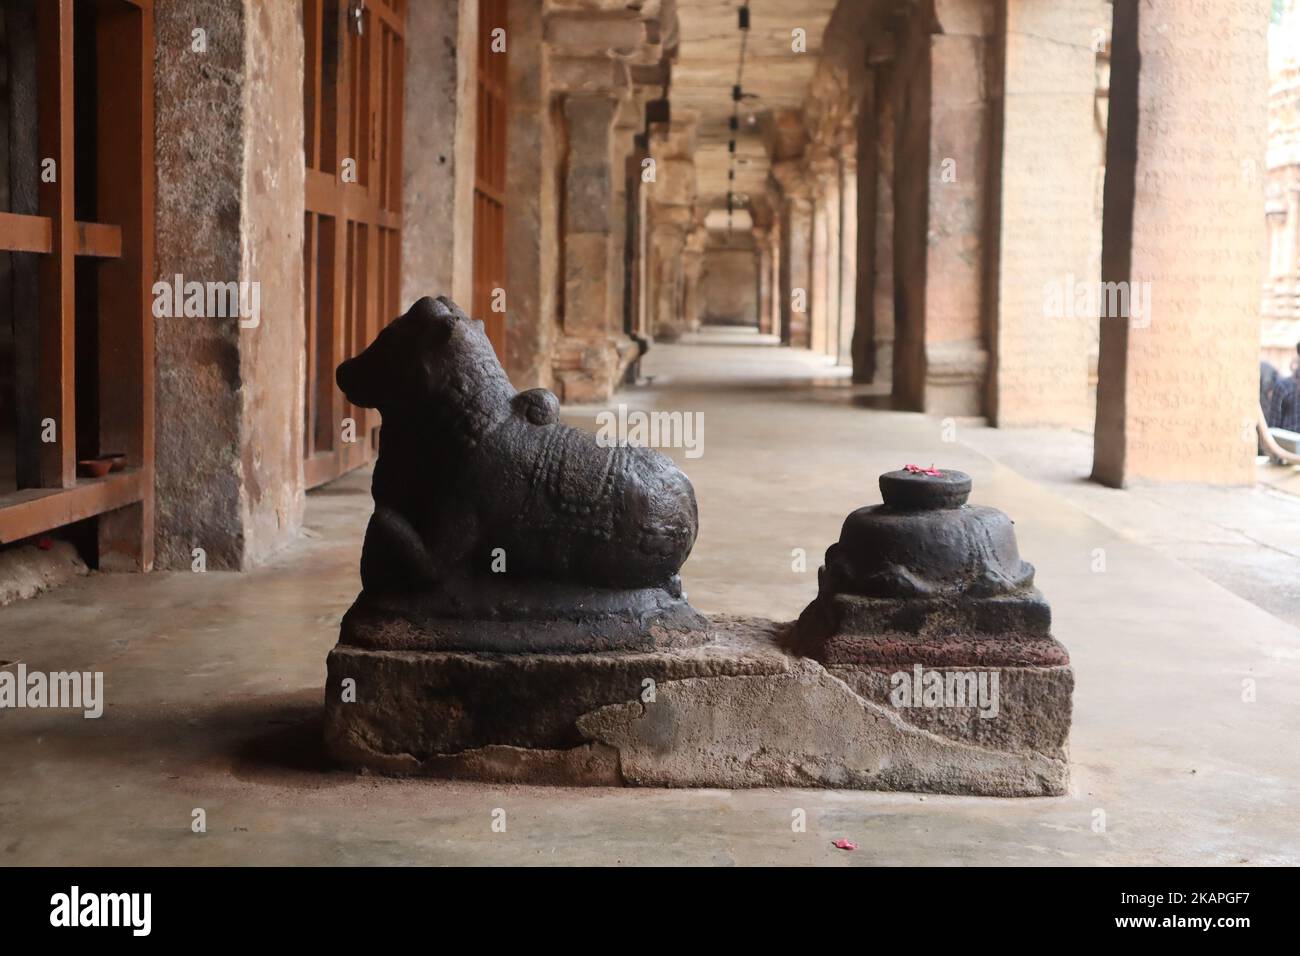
[792,468,1064,666]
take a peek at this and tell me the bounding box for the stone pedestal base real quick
[324,616,1071,796]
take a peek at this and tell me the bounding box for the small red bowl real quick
[77,459,113,479]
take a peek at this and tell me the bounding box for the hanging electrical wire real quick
[727,4,751,230]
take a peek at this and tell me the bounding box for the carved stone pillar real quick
[541,2,668,400]
[552,91,636,402]
[1092,0,1266,485]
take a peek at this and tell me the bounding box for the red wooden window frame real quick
[302,0,405,490]
[473,0,508,359]
[0,0,155,568]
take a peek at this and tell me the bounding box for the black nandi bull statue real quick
[335,296,706,652]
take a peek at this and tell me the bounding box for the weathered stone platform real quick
[324,615,1072,796]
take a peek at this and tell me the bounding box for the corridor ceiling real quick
[668,0,840,215]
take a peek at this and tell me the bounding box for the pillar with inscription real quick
[1092,0,1266,485]
[991,0,1104,428]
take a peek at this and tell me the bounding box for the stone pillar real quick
[837,143,858,367]
[607,103,641,344]
[505,0,558,390]
[541,2,666,397]
[990,0,1107,428]
[869,64,895,386]
[917,3,993,415]
[1092,0,1267,486]
[891,3,995,413]
[645,121,698,341]
[552,91,636,402]
[402,0,476,310]
[809,154,840,358]
[810,177,830,354]
[754,228,774,334]
[776,172,814,348]
[769,225,783,337]
[153,0,305,570]
[648,215,688,340]
[682,226,707,333]
[624,136,649,342]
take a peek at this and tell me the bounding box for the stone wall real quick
[699,237,758,327]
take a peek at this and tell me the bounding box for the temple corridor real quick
[2,333,1297,866]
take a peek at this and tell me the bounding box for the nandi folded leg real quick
[360,507,439,593]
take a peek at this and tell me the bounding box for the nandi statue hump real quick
[334,295,707,653]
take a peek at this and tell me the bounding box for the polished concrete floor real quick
[1,328,1298,865]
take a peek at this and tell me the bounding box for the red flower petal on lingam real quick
[903,463,943,477]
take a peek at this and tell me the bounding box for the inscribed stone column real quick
[837,143,858,367]
[1092,0,1267,485]
[992,0,1106,428]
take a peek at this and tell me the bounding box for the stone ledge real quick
[324,616,1071,796]
[0,541,88,608]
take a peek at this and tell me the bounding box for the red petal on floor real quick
[832,839,858,851]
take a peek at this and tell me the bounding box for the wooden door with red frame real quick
[473,0,507,360]
[301,0,405,489]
